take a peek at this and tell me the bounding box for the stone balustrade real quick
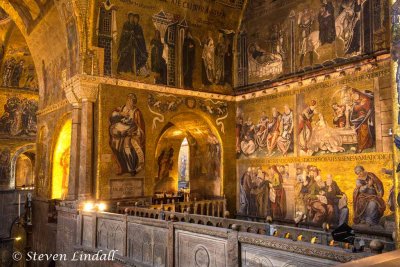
[71,210,372,267]
[117,198,227,218]
[113,205,395,251]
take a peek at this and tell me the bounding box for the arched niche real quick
[154,112,223,200]
[9,144,35,190]
[51,119,72,200]
[178,137,190,190]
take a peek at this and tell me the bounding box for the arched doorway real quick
[8,144,35,190]
[51,119,72,200]
[154,113,222,201]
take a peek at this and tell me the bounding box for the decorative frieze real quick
[37,99,69,117]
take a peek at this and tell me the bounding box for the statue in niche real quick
[182,30,196,89]
[157,147,174,181]
[353,165,385,226]
[150,30,167,85]
[117,13,149,76]
[109,93,145,176]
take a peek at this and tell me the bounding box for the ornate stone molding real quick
[127,216,169,229]
[63,74,100,104]
[63,83,80,107]
[64,74,236,102]
[174,222,230,239]
[37,99,69,117]
[62,55,390,105]
[238,234,363,263]
[72,76,99,102]
[235,54,391,102]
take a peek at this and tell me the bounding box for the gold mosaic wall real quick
[237,64,395,229]
[96,84,237,209]
[92,0,244,94]
[0,87,38,190]
[240,0,390,86]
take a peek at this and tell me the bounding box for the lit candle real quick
[18,194,21,217]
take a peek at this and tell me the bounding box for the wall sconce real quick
[83,202,94,211]
[273,230,278,237]
[329,240,335,246]
[82,202,107,212]
[388,128,393,136]
[297,235,303,241]
[284,233,291,239]
[15,236,22,241]
[96,203,107,212]
[310,236,318,244]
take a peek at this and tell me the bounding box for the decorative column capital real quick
[63,85,80,107]
[63,74,100,105]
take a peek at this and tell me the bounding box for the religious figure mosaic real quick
[109,93,146,176]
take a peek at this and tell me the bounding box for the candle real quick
[18,194,21,217]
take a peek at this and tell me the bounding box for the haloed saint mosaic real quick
[238,154,393,229]
[236,71,382,158]
[240,0,389,85]
[237,66,393,230]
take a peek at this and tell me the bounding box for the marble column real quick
[73,79,99,200]
[78,99,94,199]
[68,104,81,200]
[63,83,81,201]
